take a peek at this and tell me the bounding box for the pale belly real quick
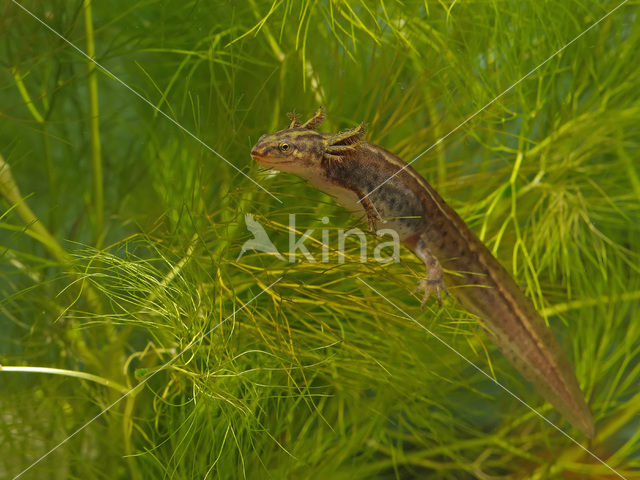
[307,176,422,241]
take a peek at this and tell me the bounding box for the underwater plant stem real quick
[248,0,285,61]
[0,158,105,367]
[83,0,104,248]
[531,392,640,478]
[122,395,141,479]
[0,154,102,314]
[0,365,129,394]
[617,131,640,201]
[10,66,58,231]
[0,154,69,264]
[11,67,44,123]
[542,290,640,316]
[424,89,446,185]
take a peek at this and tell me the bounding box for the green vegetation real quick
[1,0,638,478]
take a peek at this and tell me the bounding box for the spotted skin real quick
[250,108,594,437]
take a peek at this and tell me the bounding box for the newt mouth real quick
[250,146,276,165]
[251,152,271,166]
[250,148,269,165]
[250,146,262,157]
[251,151,287,167]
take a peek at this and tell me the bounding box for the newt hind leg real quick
[411,235,449,308]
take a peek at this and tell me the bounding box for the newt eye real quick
[278,142,291,153]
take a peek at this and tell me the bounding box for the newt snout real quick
[250,145,261,158]
[250,136,266,158]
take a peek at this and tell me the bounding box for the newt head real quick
[251,107,366,178]
[250,127,326,176]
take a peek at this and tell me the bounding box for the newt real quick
[250,108,594,437]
